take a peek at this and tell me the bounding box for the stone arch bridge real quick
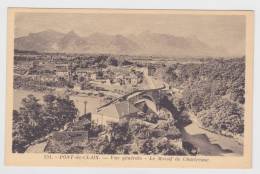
[97,85,167,113]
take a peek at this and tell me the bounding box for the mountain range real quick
[14,29,228,58]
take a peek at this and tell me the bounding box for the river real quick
[181,119,243,156]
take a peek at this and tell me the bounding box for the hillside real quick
[161,58,245,137]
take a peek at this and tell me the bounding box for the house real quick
[169,138,183,149]
[44,131,89,153]
[32,60,40,67]
[67,113,92,131]
[50,131,89,147]
[28,65,56,76]
[97,101,141,124]
[74,84,81,91]
[105,79,111,86]
[116,74,124,80]
[96,70,104,80]
[130,76,138,86]
[16,61,35,69]
[148,64,156,76]
[75,68,98,80]
[75,68,90,76]
[79,113,92,121]
[56,65,69,77]
[90,73,97,80]
[40,74,57,82]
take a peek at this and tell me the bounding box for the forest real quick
[161,58,245,137]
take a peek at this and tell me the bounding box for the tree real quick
[43,94,56,103]
[110,121,131,145]
[41,94,58,132]
[12,120,32,153]
[140,139,156,154]
[174,98,185,112]
[107,57,118,66]
[12,94,79,153]
[19,95,43,128]
[197,98,244,135]
[52,96,78,129]
[157,138,185,155]
[12,95,43,152]
[79,76,85,82]
[120,59,133,66]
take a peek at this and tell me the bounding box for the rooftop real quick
[56,66,68,72]
[76,68,96,73]
[98,101,140,119]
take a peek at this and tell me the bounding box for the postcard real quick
[5,8,254,168]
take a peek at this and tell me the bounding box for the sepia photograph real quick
[5,8,253,168]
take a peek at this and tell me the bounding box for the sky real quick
[14,12,246,56]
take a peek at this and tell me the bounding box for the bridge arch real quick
[142,94,156,104]
[138,98,158,114]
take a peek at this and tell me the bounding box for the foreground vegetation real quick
[12,94,78,152]
[45,115,186,155]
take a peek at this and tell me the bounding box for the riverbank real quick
[189,112,244,144]
[182,117,243,156]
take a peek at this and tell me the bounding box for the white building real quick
[96,101,141,125]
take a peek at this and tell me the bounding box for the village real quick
[13,51,244,156]
[14,51,191,155]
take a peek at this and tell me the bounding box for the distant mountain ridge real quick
[15,29,229,58]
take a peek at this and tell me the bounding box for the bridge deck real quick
[97,84,165,111]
